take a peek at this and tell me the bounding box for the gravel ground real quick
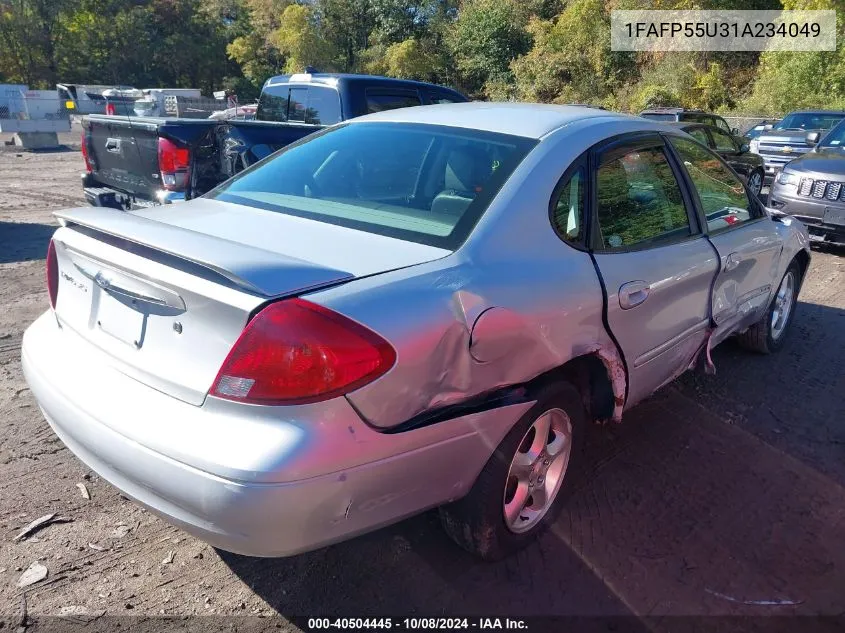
[0,150,843,631]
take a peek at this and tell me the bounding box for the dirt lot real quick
[0,149,843,631]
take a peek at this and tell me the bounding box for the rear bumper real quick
[22,312,526,557]
[82,175,185,210]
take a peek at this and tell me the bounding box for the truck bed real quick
[82,115,323,209]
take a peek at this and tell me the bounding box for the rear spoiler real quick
[54,207,354,297]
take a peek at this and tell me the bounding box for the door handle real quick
[105,137,121,153]
[724,252,742,272]
[619,280,650,310]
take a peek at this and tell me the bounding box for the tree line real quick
[1,0,843,115]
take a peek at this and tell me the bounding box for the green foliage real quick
[1,0,844,116]
[447,0,532,96]
[273,3,337,73]
[511,0,636,106]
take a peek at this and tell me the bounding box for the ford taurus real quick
[22,104,810,560]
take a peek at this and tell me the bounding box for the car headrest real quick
[444,146,487,193]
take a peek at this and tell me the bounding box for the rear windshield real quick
[774,112,845,131]
[210,122,536,249]
[256,84,342,125]
[640,113,676,121]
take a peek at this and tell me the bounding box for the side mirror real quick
[806,132,820,145]
[740,143,750,153]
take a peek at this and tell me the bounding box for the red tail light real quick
[105,103,116,115]
[211,299,396,405]
[46,240,59,309]
[80,130,93,173]
[158,137,190,191]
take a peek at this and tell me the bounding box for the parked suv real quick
[750,110,845,183]
[769,118,845,246]
[639,108,738,135]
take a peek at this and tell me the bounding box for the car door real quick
[666,134,784,336]
[588,134,720,408]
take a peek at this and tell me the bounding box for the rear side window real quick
[551,166,585,243]
[595,145,691,250]
[211,122,536,249]
[366,90,422,113]
[259,85,342,125]
[256,85,289,122]
[669,136,756,232]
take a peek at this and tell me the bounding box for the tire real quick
[737,261,800,354]
[439,381,587,561]
[747,168,764,198]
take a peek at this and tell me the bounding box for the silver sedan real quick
[22,104,810,560]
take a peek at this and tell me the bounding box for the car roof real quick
[350,102,640,139]
[783,110,845,115]
[640,108,708,114]
[265,73,464,94]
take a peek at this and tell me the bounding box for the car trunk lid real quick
[49,205,448,405]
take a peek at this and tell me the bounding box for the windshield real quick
[209,122,537,249]
[819,119,845,148]
[774,112,845,131]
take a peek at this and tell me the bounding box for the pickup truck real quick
[81,73,468,209]
[749,110,845,183]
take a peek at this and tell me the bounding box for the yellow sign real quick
[65,100,75,110]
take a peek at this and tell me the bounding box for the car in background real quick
[81,73,468,209]
[769,118,845,246]
[25,104,809,562]
[57,84,139,115]
[640,108,739,135]
[669,122,765,197]
[132,89,203,117]
[750,110,845,183]
[744,119,781,142]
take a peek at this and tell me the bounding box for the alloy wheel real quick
[503,408,572,534]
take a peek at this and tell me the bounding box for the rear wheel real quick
[737,261,800,354]
[439,382,586,561]
[747,169,764,198]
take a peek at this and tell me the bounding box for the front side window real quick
[669,136,755,232]
[210,123,536,249]
[595,144,691,250]
[366,90,422,113]
[709,128,738,153]
[551,166,585,243]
